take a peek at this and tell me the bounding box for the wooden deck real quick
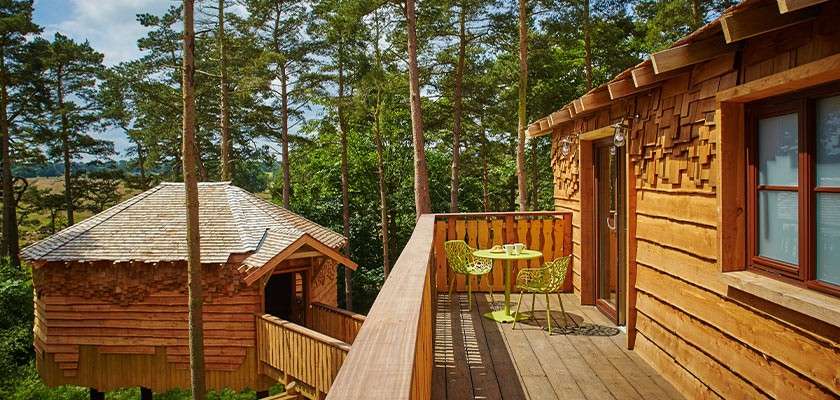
[432,292,683,400]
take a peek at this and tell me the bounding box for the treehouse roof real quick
[21,182,349,273]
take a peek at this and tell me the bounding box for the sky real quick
[33,0,176,158]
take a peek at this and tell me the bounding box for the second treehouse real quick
[23,182,363,399]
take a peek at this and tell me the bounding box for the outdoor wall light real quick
[560,137,571,156]
[612,120,629,148]
[560,136,575,158]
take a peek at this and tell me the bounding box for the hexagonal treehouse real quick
[22,182,361,399]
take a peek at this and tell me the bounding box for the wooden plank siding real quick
[546,4,840,399]
[35,283,262,392]
[432,212,573,294]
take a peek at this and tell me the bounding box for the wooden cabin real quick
[22,182,360,398]
[523,0,840,397]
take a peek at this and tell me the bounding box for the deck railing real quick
[327,211,572,400]
[432,211,573,292]
[310,302,366,344]
[256,314,351,398]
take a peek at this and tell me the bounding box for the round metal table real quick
[473,248,543,323]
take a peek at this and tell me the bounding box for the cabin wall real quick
[33,261,264,392]
[551,6,840,398]
[310,258,339,307]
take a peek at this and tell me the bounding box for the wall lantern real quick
[612,121,629,148]
[559,136,575,158]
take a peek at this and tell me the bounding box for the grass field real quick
[18,177,140,247]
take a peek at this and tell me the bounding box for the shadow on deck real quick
[433,293,683,400]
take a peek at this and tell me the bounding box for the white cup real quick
[503,244,516,255]
[514,243,525,255]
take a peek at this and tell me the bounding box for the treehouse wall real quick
[551,6,840,398]
[33,261,263,392]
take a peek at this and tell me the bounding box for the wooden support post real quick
[140,387,153,400]
[89,388,105,400]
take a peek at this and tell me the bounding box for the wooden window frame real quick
[746,83,840,297]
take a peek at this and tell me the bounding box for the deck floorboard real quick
[433,293,682,400]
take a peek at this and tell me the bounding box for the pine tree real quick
[34,33,110,227]
[406,0,431,218]
[516,0,529,211]
[182,0,206,398]
[0,0,40,267]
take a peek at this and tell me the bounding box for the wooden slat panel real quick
[258,314,350,398]
[310,302,366,345]
[637,292,834,399]
[636,265,840,394]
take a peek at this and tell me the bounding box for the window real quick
[748,84,840,296]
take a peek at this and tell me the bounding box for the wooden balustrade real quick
[310,302,365,344]
[432,211,573,293]
[327,212,571,400]
[327,214,437,400]
[256,314,351,398]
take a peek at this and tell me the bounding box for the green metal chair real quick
[444,240,494,311]
[512,255,576,334]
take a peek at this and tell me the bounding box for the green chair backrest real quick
[538,256,571,292]
[444,240,473,274]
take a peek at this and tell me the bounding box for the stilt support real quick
[256,390,269,399]
[89,388,105,400]
[141,387,153,400]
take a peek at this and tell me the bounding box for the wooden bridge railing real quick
[257,314,351,399]
[327,211,573,400]
[310,302,366,344]
[433,211,573,292]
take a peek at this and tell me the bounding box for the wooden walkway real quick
[432,293,683,400]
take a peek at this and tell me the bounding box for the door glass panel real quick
[817,193,840,286]
[816,95,840,187]
[758,113,798,186]
[596,146,617,308]
[757,190,798,265]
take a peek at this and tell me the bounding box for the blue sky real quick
[33,0,175,158]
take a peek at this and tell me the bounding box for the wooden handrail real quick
[311,302,366,323]
[327,214,437,400]
[433,210,568,218]
[310,303,365,344]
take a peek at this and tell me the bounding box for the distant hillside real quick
[13,160,135,178]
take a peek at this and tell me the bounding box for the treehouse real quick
[23,182,363,399]
[325,1,840,399]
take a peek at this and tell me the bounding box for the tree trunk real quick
[450,4,466,214]
[57,66,74,226]
[135,137,147,189]
[337,57,353,311]
[530,139,539,210]
[692,0,702,28]
[583,0,593,90]
[280,64,290,208]
[481,127,490,213]
[218,0,232,181]
[373,10,391,278]
[516,0,528,212]
[374,93,390,277]
[182,1,206,398]
[0,46,19,267]
[406,0,431,218]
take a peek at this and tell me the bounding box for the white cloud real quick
[38,0,172,65]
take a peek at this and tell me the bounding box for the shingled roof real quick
[22,182,348,269]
